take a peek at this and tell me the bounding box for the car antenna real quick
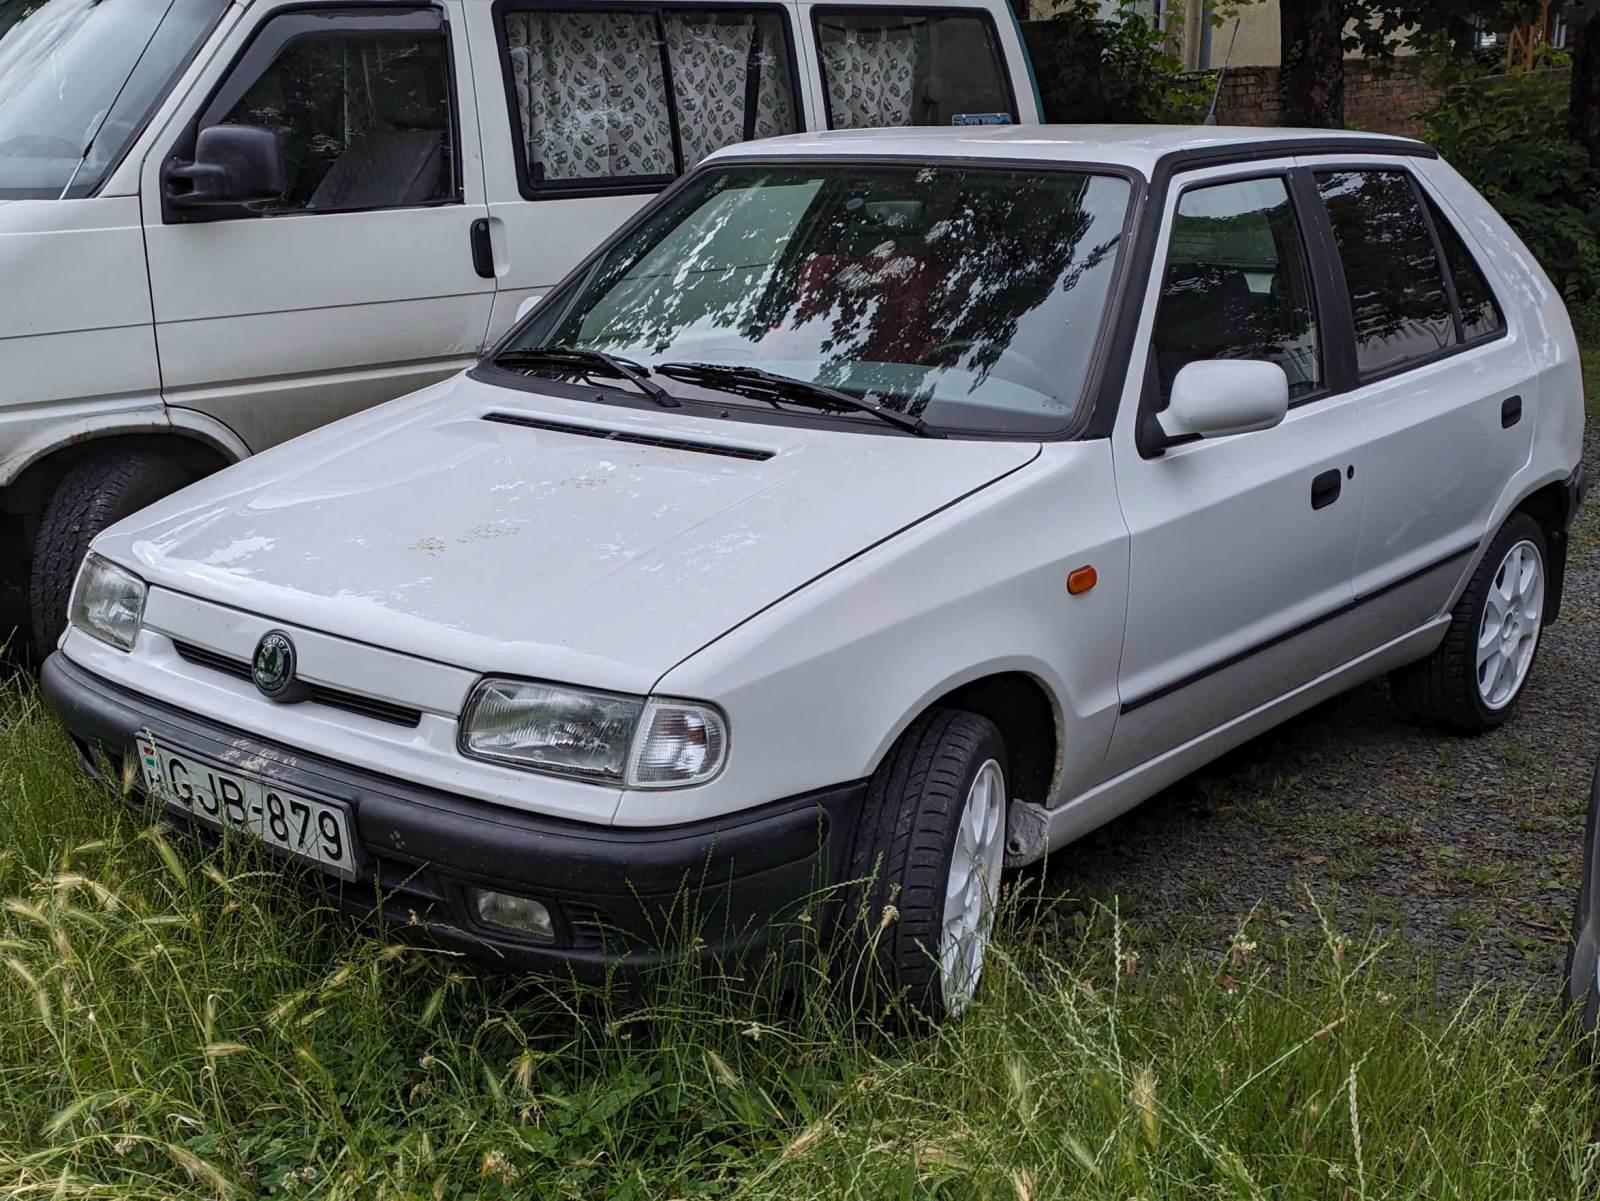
[1203,13,1242,127]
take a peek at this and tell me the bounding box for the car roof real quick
[704,124,1435,175]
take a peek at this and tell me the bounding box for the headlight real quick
[68,554,146,652]
[460,679,727,788]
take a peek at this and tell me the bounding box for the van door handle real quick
[1311,468,1343,510]
[470,218,494,279]
[1501,395,1523,429]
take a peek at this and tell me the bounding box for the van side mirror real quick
[1156,360,1289,442]
[514,293,545,323]
[165,125,286,209]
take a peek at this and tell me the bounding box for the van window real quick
[1316,169,1458,378]
[500,5,798,191]
[1423,194,1507,343]
[212,15,455,214]
[814,8,1015,129]
[1152,176,1322,402]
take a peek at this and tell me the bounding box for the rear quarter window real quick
[1422,193,1507,343]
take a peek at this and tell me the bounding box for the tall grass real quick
[1,678,1596,1199]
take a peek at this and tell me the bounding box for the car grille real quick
[171,641,424,728]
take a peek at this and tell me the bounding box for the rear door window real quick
[499,4,799,191]
[814,7,1015,129]
[1315,169,1458,378]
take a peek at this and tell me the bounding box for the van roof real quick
[704,124,1437,176]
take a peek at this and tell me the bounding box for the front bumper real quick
[41,652,862,979]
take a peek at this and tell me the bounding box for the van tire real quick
[29,451,195,656]
[1389,512,1548,734]
[840,709,1008,1022]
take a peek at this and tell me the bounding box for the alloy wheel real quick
[1476,539,1545,710]
[940,758,1006,1014]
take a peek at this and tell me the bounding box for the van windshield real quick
[0,0,225,200]
[508,162,1132,436]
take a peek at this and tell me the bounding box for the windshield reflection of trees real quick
[541,166,1124,419]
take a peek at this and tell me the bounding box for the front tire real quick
[29,450,195,656]
[842,709,1008,1021]
[1390,512,1548,733]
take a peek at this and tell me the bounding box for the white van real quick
[0,0,1041,653]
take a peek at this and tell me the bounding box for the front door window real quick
[1151,175,1322,403]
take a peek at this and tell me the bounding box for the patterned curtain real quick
[748,18,797,142]
[504,11,674,181]
[822,27,917,129]
[663,12,795,168]
[664,13,752,169]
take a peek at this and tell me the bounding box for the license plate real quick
[135,733,357,880]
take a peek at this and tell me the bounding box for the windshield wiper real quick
[654,362,938,438]
[493,346,678,408]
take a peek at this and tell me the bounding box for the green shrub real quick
[1420,56,1600,301]
[1032,0,1209,124]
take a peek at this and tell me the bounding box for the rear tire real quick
[1390,512,1548,733]
[29,451,195,656]
[841,709,1008,1021]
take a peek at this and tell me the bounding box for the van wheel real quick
[1390,512,1548,733]
[842,709,1008,1021]
[29,451,195,656]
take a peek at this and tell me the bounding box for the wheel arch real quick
[878,668,1063,808]
[1511,472,1581,622]
[0,418,247,524]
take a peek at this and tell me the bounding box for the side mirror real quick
[165,124,286,209]
[1156,360,1289,442]
[514,293,546,323]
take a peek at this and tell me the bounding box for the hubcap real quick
[1476,539,1544,710]
[940,758,1006,1014]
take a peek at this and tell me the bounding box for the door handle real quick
[469,217,494,280]
[1501,395,1523,429]
[1311,468,1343,510]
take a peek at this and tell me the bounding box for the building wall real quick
[1182,0,1280,70]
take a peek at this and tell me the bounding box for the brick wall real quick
[1197,63,1441,138]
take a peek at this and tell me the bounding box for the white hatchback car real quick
[43,126,1588,1016]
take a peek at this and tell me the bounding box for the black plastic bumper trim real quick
[40,652,863,976]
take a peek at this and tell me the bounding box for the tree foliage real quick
[1279,0,1564,127]
[1419,44,1600,301]
[1034,0,1209,124]
[1344,1,1549,60]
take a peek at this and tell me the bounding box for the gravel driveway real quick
[1042,423,1600,994]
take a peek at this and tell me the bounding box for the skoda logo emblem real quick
[252,630,297,699]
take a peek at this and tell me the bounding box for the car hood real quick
[97,373,1040,691]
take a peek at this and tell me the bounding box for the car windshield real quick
[0,0,225,200]
[507,162,1133,435]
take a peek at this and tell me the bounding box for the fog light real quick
[469,888,555,943]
